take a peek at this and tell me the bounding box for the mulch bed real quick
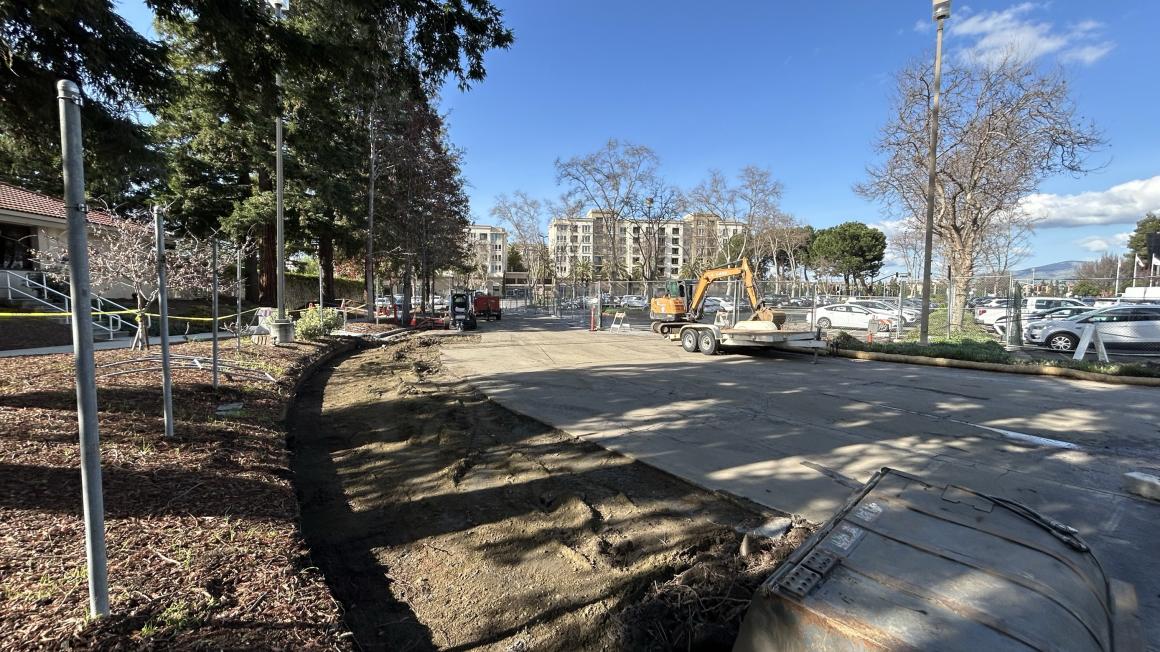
[0,338,353,648]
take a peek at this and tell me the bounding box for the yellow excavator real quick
[649,258,785,336]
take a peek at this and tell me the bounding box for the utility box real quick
[734,468,1142,652]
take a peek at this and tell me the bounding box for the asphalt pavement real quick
[441,313,1160,646]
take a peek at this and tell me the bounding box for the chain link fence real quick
[545,273,1160,361]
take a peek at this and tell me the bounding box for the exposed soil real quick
[291,333,813,651]
[0,339,350,648]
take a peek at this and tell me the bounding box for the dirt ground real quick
[291,334,813,651]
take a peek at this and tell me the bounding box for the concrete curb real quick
[834,348,1160,387]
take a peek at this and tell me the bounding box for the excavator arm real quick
[687,258,763,318]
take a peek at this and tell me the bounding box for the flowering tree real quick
[35,214,243,349]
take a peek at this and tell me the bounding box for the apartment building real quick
[466,224,507,293]
[548,210,745,280]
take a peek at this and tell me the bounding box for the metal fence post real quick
[57,78,109,619]
[154,207,175,439]
[236,241,243,353]
[211,238,219,390]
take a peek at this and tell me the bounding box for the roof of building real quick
[0,181,119,226]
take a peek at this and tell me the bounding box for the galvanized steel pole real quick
[920,6,948,345]
[154,207,175,439]
[57,79,109,618]
[212,238,219,390]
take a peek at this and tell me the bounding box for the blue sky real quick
[116,1,1160,268]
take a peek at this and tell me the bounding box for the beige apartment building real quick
[548,210,745,280]
[466,224,507,293]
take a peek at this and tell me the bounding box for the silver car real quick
[1026,305,1160,351]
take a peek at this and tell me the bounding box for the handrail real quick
[1,269,131,340]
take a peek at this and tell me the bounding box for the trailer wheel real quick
[650,321,661,334]
[699,331,718,355]
[681,329,700,352]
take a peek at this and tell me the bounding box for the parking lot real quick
[443,312,1160,646]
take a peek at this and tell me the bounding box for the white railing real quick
[1,269,132,340]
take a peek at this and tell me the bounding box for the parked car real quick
[809,304,899,332]
[702,297,735,312]
[620,295,647,309]
[762,294,789,307]
[976,297,1086,329]
[846,299,919,324]
[993,305,1093,336]
[1025,305,1160,351]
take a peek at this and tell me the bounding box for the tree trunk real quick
[258,221,277,306]
[244,253,260,304]
[402,257,413,324]
[319,233,335,303]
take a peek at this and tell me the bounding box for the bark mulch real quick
[0,338,353,649]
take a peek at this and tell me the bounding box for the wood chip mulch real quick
[0,339,353,649]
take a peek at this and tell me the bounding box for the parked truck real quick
[473,292,502,321]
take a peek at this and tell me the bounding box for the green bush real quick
[295,306,343,341]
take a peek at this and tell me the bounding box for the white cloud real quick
[1021,176,1160,228]
[913,19,931,34]
[1076,232,1131,253]
[948,3,1114,67]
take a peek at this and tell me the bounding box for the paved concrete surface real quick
[443,314,1160,647]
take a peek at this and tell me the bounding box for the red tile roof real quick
[0,181,119,226]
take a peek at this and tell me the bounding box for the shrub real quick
[295,307,343,341]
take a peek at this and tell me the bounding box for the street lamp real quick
[267,0,294,344]
[919,0,950,345]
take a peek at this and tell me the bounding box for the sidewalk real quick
[0,331,224,358]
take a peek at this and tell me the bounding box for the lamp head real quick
[933,0,950,21]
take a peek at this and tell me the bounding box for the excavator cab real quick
[649,279,693,323]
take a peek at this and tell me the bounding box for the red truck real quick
[472,293,502,321]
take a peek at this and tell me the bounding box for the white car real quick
[810,304,899,331]
[702,297,735,312]
[846,299,919,324]
[620,295,648,309]
[1026,305,1160,351]
[978,297,1086,331]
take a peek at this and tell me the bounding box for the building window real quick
[479,233,487,240]
[582,246,590,254]
[492,233,502,241]
[582,235,590,243]
[671,248,679,255]
[671,258,679,265]
[582,225,590,233]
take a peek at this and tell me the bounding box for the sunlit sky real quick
[117,1,1160,269]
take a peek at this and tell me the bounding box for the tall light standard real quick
[267,0,294,343]
[919,0,950,345]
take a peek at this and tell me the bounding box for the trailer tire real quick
[699,331,718,355]
[651,321,661,334]
[681,329,700,352]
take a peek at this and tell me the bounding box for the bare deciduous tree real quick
[35,216,232,349]
[491,191,551,300]
[859,54,1103,327]
[555,139,661,280]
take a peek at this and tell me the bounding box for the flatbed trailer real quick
[671,320,826,356]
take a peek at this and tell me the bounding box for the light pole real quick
[267,0,294,344]
[919,0,950,345]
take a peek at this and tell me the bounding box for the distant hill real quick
[1009,260,1084,280]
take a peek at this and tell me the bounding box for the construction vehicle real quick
[473,292,502,321]
[447,292,477,331]
[649,259,823,355]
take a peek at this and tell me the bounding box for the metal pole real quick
[211,238,219,390]
[366,138,376,318]
[274,4,285,322]
[57,78,108,619]
[318,241,324,310]
[154,207,175,439]
[236,241,243,353]
[1114,257,1121,296]
[919,16,946,345]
